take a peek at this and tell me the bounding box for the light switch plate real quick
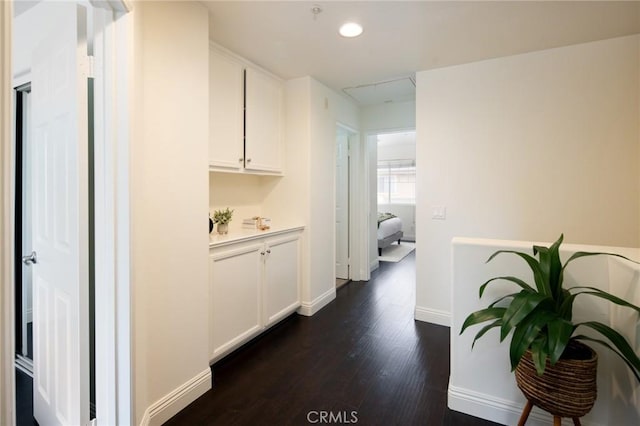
[432,206,446,220]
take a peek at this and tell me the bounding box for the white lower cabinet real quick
[209,230,301,362]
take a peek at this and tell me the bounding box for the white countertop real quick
[209,224,305,248]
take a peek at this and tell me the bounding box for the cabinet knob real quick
[238,158,243,163]
[247,158,252,163]
[266,249,271,254]
[260,251,265,256]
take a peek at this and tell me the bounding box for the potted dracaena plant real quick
[460,234,640,423]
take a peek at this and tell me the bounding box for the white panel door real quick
[336,132,349,279]
[209,49,244,170]
[30,3,90,426]
[244,67,283,173]
[264,235,300,326]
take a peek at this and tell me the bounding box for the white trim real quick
[337,121,370,283]
[112,8,133,426]
[92,7,119,426]
[297,287,336,316]
[91,0,131,13]
[447,385,604,426]
[414,305,450,326]
[209,41,283,83]
[139,368,212,426]
[370,258,379,272]
[1,1,15,425]
[15,354,33,378]
[12,72,30,91]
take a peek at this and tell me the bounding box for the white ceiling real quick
[204,1,640,105]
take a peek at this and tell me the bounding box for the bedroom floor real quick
[165,252,500,426]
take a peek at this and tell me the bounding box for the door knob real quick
[22,251,37,265]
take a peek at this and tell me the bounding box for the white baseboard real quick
[448,385,604,426]
[139,367,211,426]
[369,259,378,272]
[414,305,450,326]
[297,287,336,316]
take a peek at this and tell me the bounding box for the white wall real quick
[377,142,415,162]
[416,35,640,326]
[362,100,416,132]
[1,2,13,425]
[209,173,276,232]
[263,76,360,314]
[12,1,70,84]
[131,2,210,424]
[308,78,360,302]
[450,238,640,426]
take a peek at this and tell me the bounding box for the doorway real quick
[371,129,416,266]
[5,2,132,425]
[14,86,32,382]
[335,125,359,289]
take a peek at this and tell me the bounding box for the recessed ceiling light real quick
[339,22,363,38]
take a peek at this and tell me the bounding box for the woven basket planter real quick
[515,340,598,418]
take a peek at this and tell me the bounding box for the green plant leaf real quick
[575,322,640,382]
[531,336,549,375]
[488,293,520,308]
[573,335,640,383]
[558,291,577,321]
[563,252,640,275]
[547,318,574,364]
[548,234,564,298]
[479,276,535,298]
[569,286,640,314]
[533,245,550,282]
[472,319,503,348]
[460,307,507,335]
[509,311,556,370]
[487,250,549,296]
[500,291,548,341]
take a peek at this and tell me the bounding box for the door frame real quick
[336,122,369,282]
[335,126,350,281]
[366,126,417,274]
[1,1,132,425]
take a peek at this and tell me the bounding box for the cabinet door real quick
[264,235,300,326]
[245,67,283,173]
[210,243,263,361]
[209,48,244,170]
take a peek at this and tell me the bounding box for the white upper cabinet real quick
[209,48,244,171]
[209,45,284,175]
[245,68,283,173]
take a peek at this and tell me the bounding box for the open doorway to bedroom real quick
[376,130,416,263]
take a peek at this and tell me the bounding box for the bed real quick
[377,213,403,256]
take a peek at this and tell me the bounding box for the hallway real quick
[166,252,499,425]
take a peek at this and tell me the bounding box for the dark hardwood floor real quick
[16,368,34,426]
[166,252,500,426]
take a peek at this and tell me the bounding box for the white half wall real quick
[450,238,640,426]
[416,35,640,326]
[130,2,211,424]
